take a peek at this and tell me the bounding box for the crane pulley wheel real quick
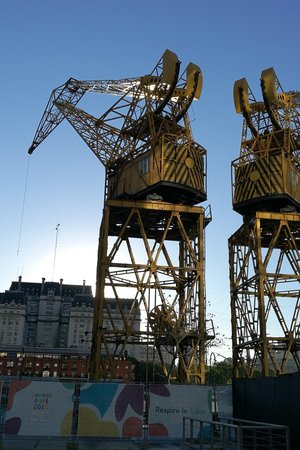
[149,304,177,334]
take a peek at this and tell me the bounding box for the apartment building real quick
[0,277,93,349]
[0,277,141,361]
[0,349,133,380]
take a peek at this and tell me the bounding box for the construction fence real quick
[233,372,300,450]
[0,380,232,441]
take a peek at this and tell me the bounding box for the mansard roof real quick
[9,280,93,298]
[72,293,94,307]
[0,290,26,305]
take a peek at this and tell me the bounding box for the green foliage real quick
[134,360,167,383]
[206,360,233,385]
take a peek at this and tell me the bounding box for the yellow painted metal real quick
[231,68,300,378]
[54,52,207,205]
[261,67,277,102]
[261,67,293,109]
[88,52,209,383]
[232,68,300,214]
[232,147,300,210]
[89,205,110,380]
[107,134,206,203]
[27,50,210,385]
[187,63,202,99]
[90,200,211,383]
[229,212,300,378]
[261,67,277,103]
[162,49,179,84]
[173,63,202,100]
[140,49,179,90]
[233,78,251,114]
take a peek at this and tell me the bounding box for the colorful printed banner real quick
[2,381,223,439]
[4,380,74,436]
[78,383,144,438]
[148,384,211,439]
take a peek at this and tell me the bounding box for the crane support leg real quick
[229,211,300,378]
[89,199,210,384]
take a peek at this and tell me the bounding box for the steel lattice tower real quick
[230,68,300,377]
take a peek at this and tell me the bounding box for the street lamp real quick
[209,352,218,419]
[18,349,25,379]
[209,351,216,385]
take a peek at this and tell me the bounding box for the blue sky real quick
[1,0,299,356]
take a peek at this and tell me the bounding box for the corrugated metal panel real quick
[234,153,283,205]
[163,142,204,192]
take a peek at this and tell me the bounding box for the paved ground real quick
[0,437,185,450]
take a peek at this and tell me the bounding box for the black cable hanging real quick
[17,154,31,256]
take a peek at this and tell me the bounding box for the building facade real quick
[0,349,133,380]
[0,277,141,360]
[0,277,93,349]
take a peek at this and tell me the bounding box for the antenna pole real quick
[51,224,60,281]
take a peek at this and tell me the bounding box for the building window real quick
[139,156,150,175]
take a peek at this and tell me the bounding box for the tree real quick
[206,359,233,385]
[134,360,167,383]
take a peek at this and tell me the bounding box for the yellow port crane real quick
[230,67,300,377]
[28,50,213,384]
